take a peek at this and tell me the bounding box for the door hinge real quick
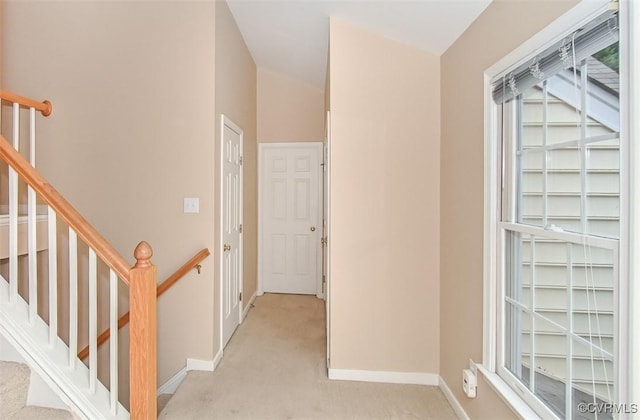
[239,224,243,233]
[321,237,327,247]
[239,156,243,165]
[239,292,243,301]
[323,274,326,284]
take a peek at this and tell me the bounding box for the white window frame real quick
[481,1,638,418]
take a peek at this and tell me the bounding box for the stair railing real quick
[1,91,157,419]
[78,247,210,360]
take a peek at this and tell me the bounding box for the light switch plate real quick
[184,197,199,214]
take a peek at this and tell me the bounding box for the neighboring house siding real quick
[520,84,618,401]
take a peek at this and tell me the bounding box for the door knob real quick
[223,244,231,252]
[310,226,316,232]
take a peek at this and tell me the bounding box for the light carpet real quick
[0,361,72,419]
[159,293,457,420]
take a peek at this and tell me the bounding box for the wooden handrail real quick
[156,248,210,296]
[77,247,210,360]
[0,135,131,281]
[1,89,52,116]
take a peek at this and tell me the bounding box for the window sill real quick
[476,365,543,420]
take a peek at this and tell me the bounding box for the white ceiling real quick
[226,0,492,89]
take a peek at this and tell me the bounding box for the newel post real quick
[130,241,157,419]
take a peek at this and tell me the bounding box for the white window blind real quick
[492,10,618,104]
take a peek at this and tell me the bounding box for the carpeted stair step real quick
[0,361,30,418]
[158,393,173,415]
[0,361,72,419]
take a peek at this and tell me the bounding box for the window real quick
[484,5,634,419]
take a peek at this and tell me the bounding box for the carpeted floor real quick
[159,293,457,420]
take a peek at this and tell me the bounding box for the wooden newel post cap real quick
[133,241,153,268]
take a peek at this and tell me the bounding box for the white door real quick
[221,115,243,347]
[260,143,322,295]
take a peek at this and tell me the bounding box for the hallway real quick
[159,294,456,419]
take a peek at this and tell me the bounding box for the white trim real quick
[324,111,332,368]
[617,0,631,407]
[327,368,439,386]
[483,71,499,370]
[186,358,216,372]
[476,366,542,420]
[157,353,223,396]
[499,221,618,249]
[156,368,187,395]
[621,0,639,408]
[217,116,224,355]
[26,369,72,411]
[212,347,223,371]
[241,291,257,321]
[257,144,264,297]
[438,376,470,420]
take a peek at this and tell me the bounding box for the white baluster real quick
[68,229,78,368]
[89,248,97,394]
[48,207,57,344]
[109,269,118,414]
[28,107,37,324]
[9,103,19,302]
[29,107,36,166]
[11,101,19,149]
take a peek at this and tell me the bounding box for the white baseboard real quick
[212,348,223,370]
[328,368,439,386]
[186,358,215,372]
[439,376,470,420]
[242,292,257,320]
[158,355,222,395]
[157,368,187,395]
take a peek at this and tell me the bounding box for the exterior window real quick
[494,10,624,419]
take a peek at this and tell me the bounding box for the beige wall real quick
[439,0,578,418]
[257,67,324,143]
[215,0,258,350]
[2,0,217,395]
[328,18,441,374]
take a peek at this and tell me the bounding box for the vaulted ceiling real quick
[227,0,493,89]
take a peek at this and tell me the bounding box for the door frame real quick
[257,142,323,298]
[324,111,332,368]
[219,114,244,350]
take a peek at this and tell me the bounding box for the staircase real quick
[1,90,158,419]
